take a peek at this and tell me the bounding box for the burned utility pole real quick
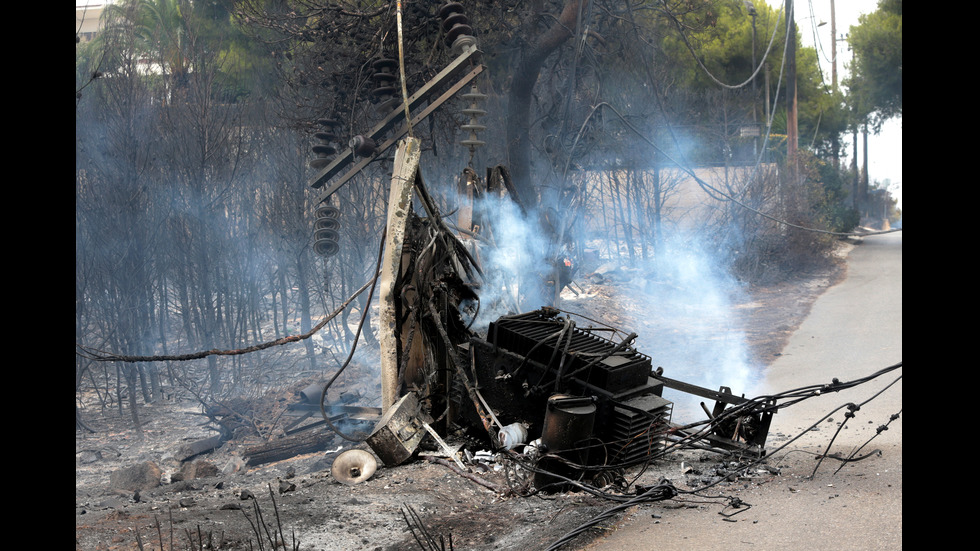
[295,3,780,482]
[379,138,422,411]
[305,5,488,430]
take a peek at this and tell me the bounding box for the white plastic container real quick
[498,422,528,450]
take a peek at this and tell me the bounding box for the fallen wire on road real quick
[425,456,512,496]
[808,372,903,478]
[833,408,902,475]
[542,481,680,551]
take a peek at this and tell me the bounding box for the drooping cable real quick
[659,0,785,91]
[318,226,388,442]
[75,275,380,364]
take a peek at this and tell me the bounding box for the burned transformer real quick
[452,306,774,475]
[455,307,673,471]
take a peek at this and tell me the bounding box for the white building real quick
[76,1,109,43]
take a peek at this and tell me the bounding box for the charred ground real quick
[76,248,847,551]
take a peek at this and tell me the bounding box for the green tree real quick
[97,0,270,102]
[655,1,844,163]
[847,0,902,130]
[100,0,192,92]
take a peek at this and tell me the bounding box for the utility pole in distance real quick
[785,0,798,176]
[744,1,759,158]
[830,0,838,90]
[830,0,840,169]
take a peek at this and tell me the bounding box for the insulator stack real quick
[439,2,476,55]
[460,84,487,159]
[310,118,342,170]
[371,57,400,115]
[313,204,341,257]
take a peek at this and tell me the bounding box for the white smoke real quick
[466,192,553,331]
[611,234,761,420]
[445,181,761,424]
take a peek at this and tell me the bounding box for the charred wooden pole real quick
[380,138,422,411]
[307,17,486,417]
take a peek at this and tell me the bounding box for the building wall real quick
[76,1,108,43]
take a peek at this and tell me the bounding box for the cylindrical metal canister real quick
[300,383,326,404]
[534,395,596,492]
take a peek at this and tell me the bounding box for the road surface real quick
[585,231,903,551]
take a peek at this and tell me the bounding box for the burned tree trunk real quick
[506,0,589,207]
[295,252,318,371]
[243,431,337,467]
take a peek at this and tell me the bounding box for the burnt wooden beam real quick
[175,435,224,463]
[243,431,338,467]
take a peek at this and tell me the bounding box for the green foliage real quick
[93,0,273,103]
[651,1,843,166]
[799,84,848,156]
[846,0,902,129]
[809,154,859,233]
[658,0,771,91]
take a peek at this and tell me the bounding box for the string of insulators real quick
[310,118,342,170]
[313,204,342,257]
[371,56,400,115]
[438,2,483,160]
[439,2,476,55]
[460,84,487,160]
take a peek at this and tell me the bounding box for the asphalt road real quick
[585,231,903,551]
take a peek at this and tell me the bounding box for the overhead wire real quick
[805,0,834,69]
[612,1,868,240]
[626,1,797,204]
[660,0,785,91]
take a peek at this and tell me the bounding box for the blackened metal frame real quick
[656,373,775,456]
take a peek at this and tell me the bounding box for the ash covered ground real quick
[76,252,845,551]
